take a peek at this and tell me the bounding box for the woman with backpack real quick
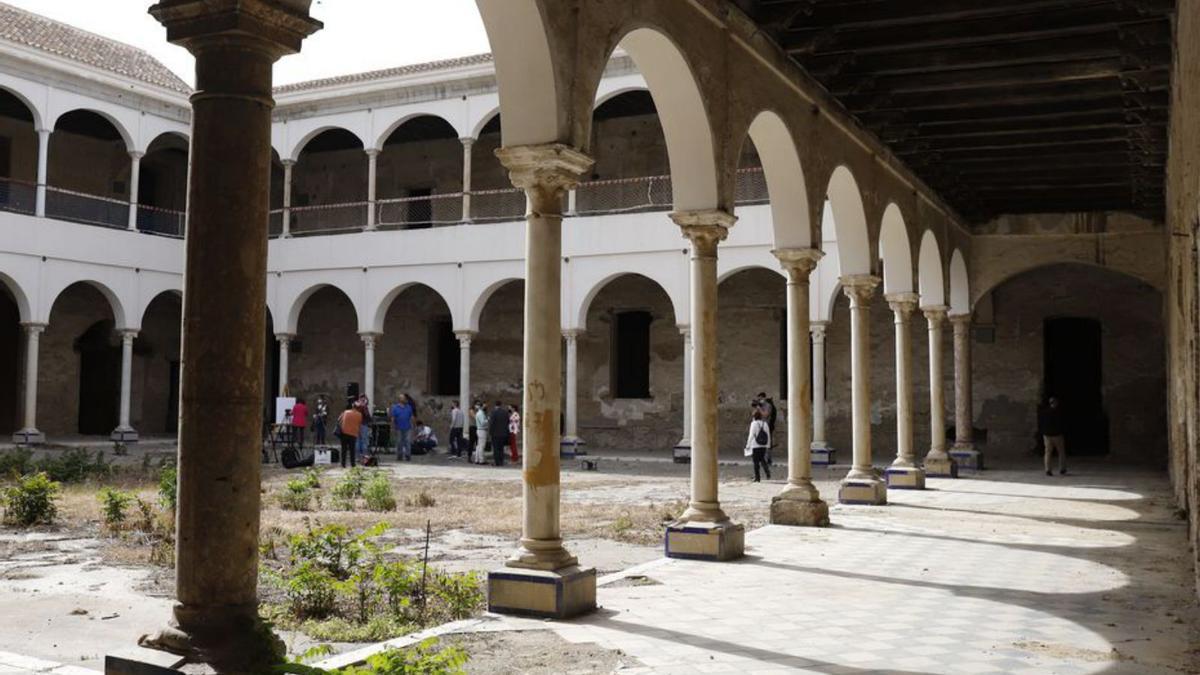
[744,406,771,482]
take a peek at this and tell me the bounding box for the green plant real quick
[0,448,34,478]
[332,468,367,500]
[284,561,338,619]
[98,487,133,530]
[35,448,110,483]
[158,466,178,512]
[279,479,314,511]
[363,474,396,512]
[133,497,156,532]
[403,490,436,508]
[430,571,485,621]
[275,638,467,675]
[1,472,61,526]
[303,467,323,490]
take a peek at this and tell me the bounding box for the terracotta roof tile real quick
[273,53,493,94]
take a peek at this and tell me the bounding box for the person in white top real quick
[473,402,489,464]
[744,406,772,482]
[448,401,465,458]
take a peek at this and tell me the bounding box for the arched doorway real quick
[291,285,361,406]
[376,116,462,229]
[0,87,38,214]
[375,284,457,434]
[717,267,785,454]
[473,279,524,405]
[75,319,121,435]
[46,110,130,228]
[42,282,120,436]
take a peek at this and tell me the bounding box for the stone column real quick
[142,2,320,670]
[884,293,923,489]
[276,333,294,396]
[562,329,583,448]
[365,149,379,230]
[361,332,379,405]
[127,151,144,231]
[34,128,49,217]
[672,326,692,460]
[280,159,295,238]
[12,322,45,444]
[460,138,473,223]
[770,248,829,526]
[810,321,835,465]
[665,209,745,561]
[111,329,139,442]
[922,306,957,477]
[837,275,886,505]
[950,314,983,470]
[456,330,474,444]
[486,143,595,620]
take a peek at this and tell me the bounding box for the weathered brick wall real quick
[38,283,114,435]
[133,293,181,435]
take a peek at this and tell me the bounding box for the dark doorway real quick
[406,188,433,229]
[1043,317,1108,455]
[613,311,652,399]
[429,318,459,395]
[0,287,19,434]
[166,360,180,434]
[76,320,120,434]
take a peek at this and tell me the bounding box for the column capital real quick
[359,332,381,348]
[460,137,476,148]
[773,247,823,279]
[275,332,296,343]
[364,148,381,158]
[495,143,592,193]
[949,313,973,327]
[562,328,584,340]
[454,330,477,344]
[20,322,47,335]
[672,210,736,256]
[922,305,949,323]
[677,324,691,338]
[281,158,296,168]
[117,329,140,341]
[885,292,920,321]
[840,274,880,306]
[150,0,323,58]
[810,321,828,342]
[128,150,146,160]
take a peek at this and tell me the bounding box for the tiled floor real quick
[493,466,1200,674]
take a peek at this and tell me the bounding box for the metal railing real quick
[289,201,369,235]
[376,192,463,229]
[137,204,186,238]
[0,177,36,215]
[574,174,673,216]
[470,187,527,223]
[45,186,129,229]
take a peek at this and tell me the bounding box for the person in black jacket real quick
[489,400,510,467]
[1038,396,1067,476]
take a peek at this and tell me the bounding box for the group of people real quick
[451,400,521,467]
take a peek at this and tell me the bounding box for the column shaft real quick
[127,152,143,231]
[811,322,829,449]
[366,150,378,230]
[675,327,692,451]
[281,160,294,237]
[14,323,45,443]
[922,307,957,477]
[563,330,580,442]
[35,128,49,217]
[362,334,378,405]
[950,314,982,469]
[837,275,886,505]
[456,331,473,443]
[460,138,473,222]
[277,334,292,396]
[885,294,924,489]
[113,330,138,439]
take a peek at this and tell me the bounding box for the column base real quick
[884,465,926,490]
[672,441,691,464]
[11,428,44,445]
[560,436,586,458]
[924,454,959,478]
[487,565,596,619]
[770,489,830,527]
[810,443,837,466]
[950,445,984,471]
[111,426,139,443]
[838,475,888,505]
[136,602,284,673]
[665,520,745,560]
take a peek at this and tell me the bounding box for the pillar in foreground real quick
[770,248,829,527]
[561,329,584,451]
[672,325,693,462]
[140,2,320,670]
[361,332,379,406]
[883,293,923,489]
[12,322,45,445]
[111,329,139,443]
[949,313,983,470]
[127,151,144,231]
[486,143,596,620]
[922,306,958,477]
[665,209,745,561]
[837,275,887,505]
[456,330,474,445]
[276,333,294,396]
[810,321,835,465]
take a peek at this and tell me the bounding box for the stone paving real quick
[489,465,1200,674]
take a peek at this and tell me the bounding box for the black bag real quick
[281,448,314,469]
[755,423,768,447]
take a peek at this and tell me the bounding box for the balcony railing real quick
[137,204,186,238]
[45,186,129,229]
[289,202,370,236]
[376,192,463,230]
[471,187,527,224]
[575,174,673,216]
[0,177,36,216]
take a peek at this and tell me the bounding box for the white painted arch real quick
[570,263,686,331]
[368,276,460,335]
[747,110,811,250]
[44,278,129,329]
[474,0,559,146]
[878,202,914,294]
[0,79,45,130]
[918,230,946,309]
[825,166,872,276]
[282,281,363,336]
[372,109,465,151]
[49,106,134,151]
[949,249,970,315]
[0,270,32,323]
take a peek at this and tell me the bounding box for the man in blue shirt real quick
[389,394,415,461]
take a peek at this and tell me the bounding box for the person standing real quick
[757,392,777,466]
[1039,396,1067,476]
[507,404,521,463]
[744,406,771,482]
[473,401,488,464]
[355,395,372,459]
[313,395,329,446]
[390,393,414,461]
[291,397,309,449]
[448,400,465,458]
[489,400,510,467]
[337,403,362,468]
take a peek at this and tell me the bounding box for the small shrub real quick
[275,638,467,675]
[0,448,34,478]
[611,513,633,534]
[430,571,485,622]
[98,487,134,530]
[302,467,322,490]
[363,474,396,512]
[133,497,156,532]
[332,468,367,500]
[36,448,110,483]
[1,472,60,526]
[403,490,436,508]
[158,466,178,512]
[284,561,338,619]
[279,479,313,511]
[330,496,355,512]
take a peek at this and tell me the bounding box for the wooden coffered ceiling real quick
[733,0,1175,224]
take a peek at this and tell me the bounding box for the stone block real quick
[11,429,44,445]
[885,466,926,490]
[769,495,830,527]
[951,446,984,471]
[487,566,596,619]
[672,443,690,464]
[665,521,745,560]
[838,477,887,505]
[811,445,836,465]
[104,646,187,674]
[924,455,959,478]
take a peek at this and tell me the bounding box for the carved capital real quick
[885,292,920,322]
[150,0,323,57]
[840,274,880,307]
[275,332,296,344]
[922,305,949,325]
[454,330,477,346]
[495,144,593,214]
[562,329,584,341]
[672,210,736,257]
[949,313,972,328]
[810,321,828,343]
[118,329,140,344]
[21,322,47,336]
[359,332,381,349]
[773,247,823,282]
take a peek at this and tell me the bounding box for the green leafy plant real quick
[1,472,61,526]
[403,490,436,508]
[332,468,367,500]
[284,561,338,619]
[363,474,396,512]
[35,448,110,483]
[158,465,178,512]
[274,638,468,675]
[280,479,314,511]
[98,487,133,530]
[0,448,34,478]
[303,467,323,490]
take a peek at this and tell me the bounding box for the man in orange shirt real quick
[338,403,363,468]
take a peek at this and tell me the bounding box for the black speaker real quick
[346,382,359,399]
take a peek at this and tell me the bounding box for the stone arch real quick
[287,125,366,162]
[594,84,650,110]
[0,82,44,130]
[50,108,133,150]
[603,27,718,212]
[469,277,522,332]
[918,230,946,308]
[0,272,31,323]
[371,282,458,335]
[286,284,360,335]
[825,165,872,275]
[878,203,914,294]
[575,272,682,331]
[718,264,786,286]
[474,0,560,146]
[949,249,970,315]
[138,288,183,327]
[374,112,462,151]
[745,110,810,249]
[469,106,501,140]
[47,279,127,329]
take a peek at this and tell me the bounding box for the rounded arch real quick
[51,108,132,150]
[371,282,457,334]
[48,279,127,328]
[746,110,810,249]
[469,107,501,140]
[878,203,914,294]
[374,113,460,150]
[288,125,366,162]
[475,0,559,146]
[718,264,787,286]
[918,230,946,308]
[576,272,682,329]
[949,249,970,315]
[138,288,183,327]
[469,277,523,332]
[594,85,651,110]
[0,272,31,323]
[976,261,1162,302]
[286,284,360,335]
[608,27,718,212]
[825,165,872,275]
[0,82,44,129]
